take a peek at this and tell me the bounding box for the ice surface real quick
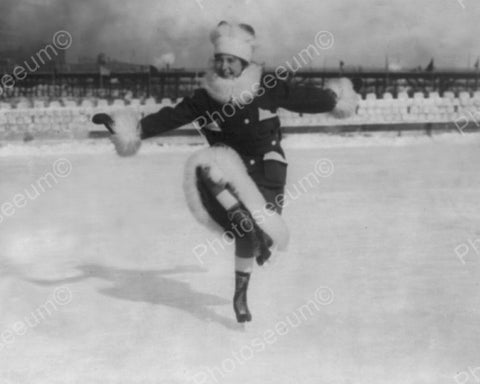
[0,132,479,384]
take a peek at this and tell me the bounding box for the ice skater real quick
[93,21,358,323]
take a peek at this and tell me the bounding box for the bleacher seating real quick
[0,91,479,140]
[97,99,109,108]
[129,99,141,107]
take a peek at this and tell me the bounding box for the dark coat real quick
[140,75,337,155]
[140,74,337,210]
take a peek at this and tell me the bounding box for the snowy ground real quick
[0,132,480,384]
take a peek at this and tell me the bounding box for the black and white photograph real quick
[0,0,479,383]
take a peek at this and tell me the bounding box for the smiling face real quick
[213,54,246,79]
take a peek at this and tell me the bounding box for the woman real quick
[93,21,358,323]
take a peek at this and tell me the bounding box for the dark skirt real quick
[197,151,287,258]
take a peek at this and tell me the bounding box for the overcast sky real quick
[10,0,480,69]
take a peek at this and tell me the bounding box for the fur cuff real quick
[325,78,360,119]
[183,146,290,251]
[110,110,141,157]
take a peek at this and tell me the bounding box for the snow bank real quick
[0,131,479,157]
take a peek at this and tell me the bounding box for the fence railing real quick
[1,69,480,100]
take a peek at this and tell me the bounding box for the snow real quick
[0,132,479,384]
[1,130,479,158]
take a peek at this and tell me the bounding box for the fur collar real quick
[201,62,263,105]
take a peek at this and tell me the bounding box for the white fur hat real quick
[210,21,256,63]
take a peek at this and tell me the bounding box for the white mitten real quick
[93,110,141,157]
[325,77,360,119]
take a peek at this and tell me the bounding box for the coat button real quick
[244,118,250,124]
[271,140,277,146]
[249,159,255,165]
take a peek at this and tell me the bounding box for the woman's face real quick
[214,54,245,79]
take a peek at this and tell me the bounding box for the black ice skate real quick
[255,231,273,266]
[233,271,252,323]
[227,204,273,265]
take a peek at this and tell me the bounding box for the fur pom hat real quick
[210,21,256,63]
